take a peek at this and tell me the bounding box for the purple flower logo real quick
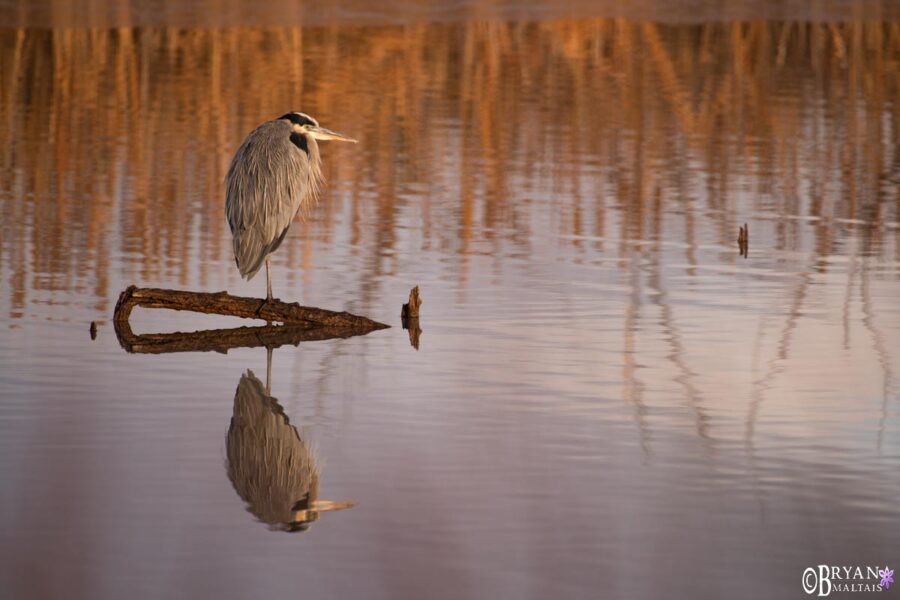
[880,567,894,590]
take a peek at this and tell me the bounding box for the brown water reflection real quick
[1,12,899,600]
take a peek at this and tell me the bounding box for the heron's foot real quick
[255,298,271,319]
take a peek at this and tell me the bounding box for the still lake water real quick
[1,4,899,599]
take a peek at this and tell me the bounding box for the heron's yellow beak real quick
[311,499,356,512]
[307,126,357,143]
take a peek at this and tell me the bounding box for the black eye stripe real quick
[289,132,309,156]
[279,112,317,127]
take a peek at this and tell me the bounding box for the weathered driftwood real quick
[114,285,389,331]
[113,318,376,355]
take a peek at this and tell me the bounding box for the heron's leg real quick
[266,256,273,302]
[266,346,273,395]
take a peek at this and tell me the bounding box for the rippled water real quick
[1,6,899,599]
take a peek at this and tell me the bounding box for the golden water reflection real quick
[0,19,897,320]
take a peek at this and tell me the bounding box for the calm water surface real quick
[0,5,899,599]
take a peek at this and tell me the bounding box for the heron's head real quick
[279,112,357,143]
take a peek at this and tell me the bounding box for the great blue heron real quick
[225,112,356,301]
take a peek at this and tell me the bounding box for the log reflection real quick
[113,318,382,354]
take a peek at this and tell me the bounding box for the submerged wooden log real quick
[114,285,389,331]
[113,318,377,355]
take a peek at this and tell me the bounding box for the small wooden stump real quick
[401,286,422,320]
[401,286,422,350]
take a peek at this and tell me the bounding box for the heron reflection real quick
[226,350,354,532]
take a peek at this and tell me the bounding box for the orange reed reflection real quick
[0,19,897,317]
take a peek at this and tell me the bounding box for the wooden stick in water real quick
[113,285,389,331]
